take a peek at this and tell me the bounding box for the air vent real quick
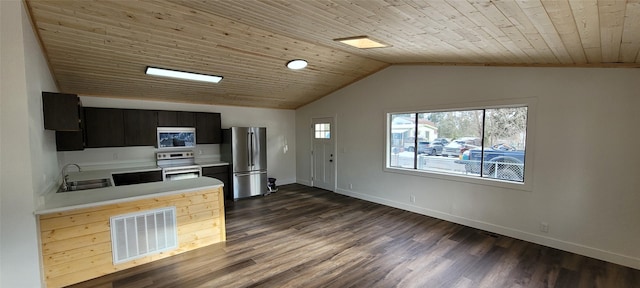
[110,207,178,264]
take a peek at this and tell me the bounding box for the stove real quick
[156,151,201,181]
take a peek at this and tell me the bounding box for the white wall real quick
[1,1,59,287]
[59,97,297,185]
[296,65,640,269]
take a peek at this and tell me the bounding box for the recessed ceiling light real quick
[334,36,389,49]
[145,66,223,83]
[286,59,308,70]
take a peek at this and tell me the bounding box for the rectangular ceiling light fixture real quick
[145,67,223,83]
[334,36,389,49]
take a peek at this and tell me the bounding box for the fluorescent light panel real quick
[145,67,223,83]
[334,36,389,49]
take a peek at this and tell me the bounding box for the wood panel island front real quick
[35,177,225,288]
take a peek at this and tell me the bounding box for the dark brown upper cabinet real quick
[123,109,157,146]
[42,92,82,131]
[55,131,84,151]
[157,111,195,127]
[84,107,125,148]
[195,112,222,144]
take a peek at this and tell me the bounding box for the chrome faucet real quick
[61,163,81,191]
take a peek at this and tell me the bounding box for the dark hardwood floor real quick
[68,184,639,288]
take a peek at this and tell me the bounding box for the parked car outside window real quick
[442,137,481,158]
[432,138,450,146]
[416,141,444,155]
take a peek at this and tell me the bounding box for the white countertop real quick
[36,177,223,215]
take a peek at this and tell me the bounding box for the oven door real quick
[162,166,202,181]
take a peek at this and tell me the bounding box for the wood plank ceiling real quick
[26,0,640,109]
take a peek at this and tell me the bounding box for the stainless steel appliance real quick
[156,151,202,181]
[222,127,267,199]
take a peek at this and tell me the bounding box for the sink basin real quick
[58,178,112,192]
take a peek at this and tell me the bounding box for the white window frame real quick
[384,98,536,191]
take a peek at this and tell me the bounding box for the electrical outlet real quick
[410,195,416,203]
[349,183,353,189]
[540,222,549,233]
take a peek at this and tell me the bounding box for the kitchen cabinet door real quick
[42,92,82,131]
[124,109,157,146]
[55,131,84,151]
[112,170,162,186]
[195,112,222,144]
[202,165,230,199]
[157,111,195,127]
[84,107,125,147]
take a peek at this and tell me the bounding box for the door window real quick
[314,123,331,139]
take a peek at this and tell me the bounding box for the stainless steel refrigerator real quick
[221,127,267,199]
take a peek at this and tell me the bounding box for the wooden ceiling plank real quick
[378,1,482,63]
[491,0,562,64]
[512,0,574,64]
[436,1,518,63]
[446,0,532,63]
[620,0,640,62]
[474,2,537,63]
[567,0,602,63]
[92,1,349,62]
[541,0,588,63]
[365,2,466,61]
[412,1,509,63]
[182,0,370,53]
[598,0,626,63]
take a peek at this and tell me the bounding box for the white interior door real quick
[312,117,335,191]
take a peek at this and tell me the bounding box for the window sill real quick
[383,166,533,192]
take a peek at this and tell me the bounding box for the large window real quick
[388,106,528,183]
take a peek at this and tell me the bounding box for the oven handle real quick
[163,167,202,174]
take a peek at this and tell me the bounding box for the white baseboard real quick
[335,187,640,270]
[296,179,312,186]
[275,178,297,186]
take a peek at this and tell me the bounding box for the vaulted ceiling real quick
[26,0,640,109]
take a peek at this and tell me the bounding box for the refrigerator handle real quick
[247,132,252,168]
[250,132,255,166]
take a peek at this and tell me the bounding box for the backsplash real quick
[58,144,221,171]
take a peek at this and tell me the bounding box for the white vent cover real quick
[110,207,178,264]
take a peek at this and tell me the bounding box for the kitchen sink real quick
[58,178,112,192]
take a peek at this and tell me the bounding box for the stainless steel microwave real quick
[157,127,196,149]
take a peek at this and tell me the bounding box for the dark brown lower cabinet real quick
[112,170,163,186]
[202,165,230,200]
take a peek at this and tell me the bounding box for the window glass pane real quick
[387,106,528,184]
[389,113,415,168]
[415,110,483,175]
[314,123,331,139]
[480,107,527,182]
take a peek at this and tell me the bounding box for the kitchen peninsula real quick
[35,177,225,288]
